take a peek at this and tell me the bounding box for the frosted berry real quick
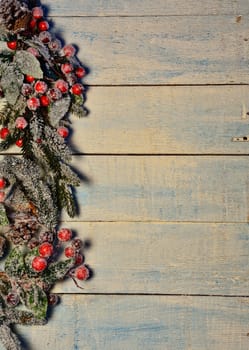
[48,294,59,306]
[64,246,76,258]
[57,228,72,242]
[15,139,23,147]
[61,63,74,75]
[40,95,50,106]
[0,127,10,139]
[62,44,76,57]
[47,88,62,101]
[0,178,6,189]
[55,79,69,93]
[75,253,84,265]
[6,292,20,306]
[27,47,39,57]
[32,6,44,19]
[0,191,5,202]
[38,20,49,32]
[7,41,17,50]
[39,31,52,44]
[72,238,82,249]
[39,242,54,258]
[57,126,69,138]
[35,81,48,94]
[15,117,28,129]
[22,84,33,96]
[32,256,47,272]
[71,83,84,95]
[25,75,35,83]
[74,265,89,280]
[48,39,62,51]
[27,97,40,110]
[39,231,54,243]
[75,67,86,78]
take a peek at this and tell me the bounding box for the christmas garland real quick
[0,1,90,349]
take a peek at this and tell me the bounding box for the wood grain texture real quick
[42,0,249,16]
[61,156,249,223]
[52,16,249,85]
[73,86,249,154]
[53,222,249,295]
[16,295,249,350]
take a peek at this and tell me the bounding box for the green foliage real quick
[5,247,26,278]
[0,204,8,226]
[22,285,48,320]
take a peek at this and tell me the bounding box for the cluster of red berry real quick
[31,227,89,281]
[0,5,86,146]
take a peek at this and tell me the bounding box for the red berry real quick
[0,178,6,189]
[75,67,86,78]
[57,126,69,138]
[57,228,72,242]
[62,44,76,57]
[32,6,44,19]
[0,191,5,202]
[25,75,35,83]
[71,83,84,95]
[61,63,74,75]
[0,127,10,139]
[75,253,84,265]
[55,79,69,93]
[38,20,49,32]
[27,97,40,110]
[29,19,37,30]
[7,41,17,50]
[64,246,75,258]
[15,139,23,147]
[39,242,54,258]
[34,80,48,94]
[32,256,47,272]
[40,95,50,107]
[74,265,89,280]
[36,138,42,144]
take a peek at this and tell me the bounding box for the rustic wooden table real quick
[12,0,249,349]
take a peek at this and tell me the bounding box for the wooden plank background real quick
[3,0,249,349]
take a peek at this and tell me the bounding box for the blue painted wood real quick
[42,0,249,16]
[16,295,249,350]
[52,222,249,296]
[72,86,249,154]
[51,16,249,85]
[64,156,249,222]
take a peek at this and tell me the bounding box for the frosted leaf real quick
[15,50,43,78]
[48,96,71,127]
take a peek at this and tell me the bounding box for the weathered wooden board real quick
[16,295,249,350]
[42,0,249,16]
[61,156,249,222]
[73,86,249,154]
[52,16,249,85]
[4,86,249,155]
[53,222,249,295]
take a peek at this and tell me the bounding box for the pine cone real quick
[0,0,31,32]
[7,214,38,245]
